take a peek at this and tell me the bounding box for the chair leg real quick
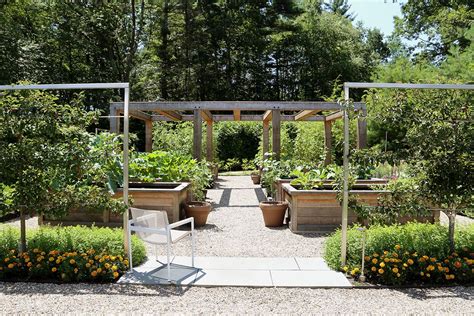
[191,231,195,268]
[167,243,171,282]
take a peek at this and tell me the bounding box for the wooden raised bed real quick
[40,182,191,227]
[282,182,439,233]
[274,178,389,202]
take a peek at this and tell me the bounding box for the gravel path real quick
[168,176,327,258]
[0,282,472,314]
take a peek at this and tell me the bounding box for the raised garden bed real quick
[282,182,439,233]
[40,182,191,227]
[274,178,389,202]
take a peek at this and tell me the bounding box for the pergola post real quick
[357,107,367,149]
[206,121,213,161]
[145,120,153,152]
[324,120,332,165]
[272,110,281,160]
[193,110,202,161]
[109,105,120,133]
[262,121,269,159]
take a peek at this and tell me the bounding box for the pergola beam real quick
[156,110,182,121]
[201,110,213,123]
[325,111,344,121]
[111,101,365,111]
[263,110,272,122]
[295,110,320,121]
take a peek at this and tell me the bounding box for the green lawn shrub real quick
[0,225,146,282]
[324,223,474,285]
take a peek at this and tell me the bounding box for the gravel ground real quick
[167,176,327,258]
[0,282,472,314]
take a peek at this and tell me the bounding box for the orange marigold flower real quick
[395,245,401,250]
[372,258,378,264]
[445,267,450,273]
[407,259,414,265]
[113,272,119,279]
[378,269,384,274]
[454,261,462,269]
[91,270,98,277]
[7,263,14,269]
[364,256,370,262]
[430,258,436,262]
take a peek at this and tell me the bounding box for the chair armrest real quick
[129,223,167,235]
[168,217,194,229]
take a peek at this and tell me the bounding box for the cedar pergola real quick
[109,101,368,163]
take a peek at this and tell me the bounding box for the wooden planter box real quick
[40,182,190,227]
[274,178,389,202]
[282,183,439,233]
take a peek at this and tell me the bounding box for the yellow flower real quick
[420,272,424,276]
[364,256,370,262]
[342,266,349,272]
[430,257,436,263]
[104,263,111,269]
[371,267,377,272]
[113,272,119,279]
[403,263,408,268]
[384,258,389,263]
[112,265,118,272]
[56,259,61,264]
[444,267,450,273]
[27,262,32,267]
[372,258,378,264]
[69,259,76,265]
[85,263,91,268]
[392,268,399,273]
[426,273,430,278]
[396,273,401,277]
[33,248,39,253]
[7,263,14,269]
[395,245,401,250]
[52,267,57,273]
[49,257,54,262]
[407,259,414,265]
[97,268,102,273]
[373,253,379,257]
[4,258,9,262]
[378,269,384,274]
[74,268,78,274]
[123,260,129,266]
[91,270,97,277]
[380,262,385,268]
[111,256,116,261]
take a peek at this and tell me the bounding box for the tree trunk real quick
[19,208,26,252]
[447,209,456,254]
[159,0,170,99]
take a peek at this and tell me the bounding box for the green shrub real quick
[0,225,146,282]
[324,223,474,285]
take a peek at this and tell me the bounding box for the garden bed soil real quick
[282,183,439,233]
[40,182,190,227]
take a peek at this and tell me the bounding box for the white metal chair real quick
[127,207,195,282]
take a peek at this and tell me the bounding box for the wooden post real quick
[110,106,120,133]
[193,110,202,161]
[272,110,281,160]
[324,120,333,165]
[206,121,213,161]
[357,107,367,149]
[145,120,153,152]
[263,121,269,159]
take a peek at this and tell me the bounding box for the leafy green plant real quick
[289,169,325,190]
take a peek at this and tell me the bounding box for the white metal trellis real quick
[0,83,132,257]
[340,82,474,266]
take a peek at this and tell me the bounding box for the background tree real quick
[323,0,355,21]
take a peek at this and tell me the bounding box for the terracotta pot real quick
[259,201,288,227]
[251,174,261,185]
[184,201,212,227]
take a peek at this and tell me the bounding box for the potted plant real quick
[184,163,213,226]
[250,171,261,184]
[259,200,289,227]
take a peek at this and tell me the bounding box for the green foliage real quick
[216,122,261,165]
[0,225,146,269]
[130,151,212,201]
[0,89,126,223]
[152,122,196,157]
[324,223,474,285]
[289,169,332,190]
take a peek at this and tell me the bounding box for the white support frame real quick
[340,82,474,266]
[0,83,132,258]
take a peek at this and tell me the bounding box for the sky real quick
[349,0,404,36]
